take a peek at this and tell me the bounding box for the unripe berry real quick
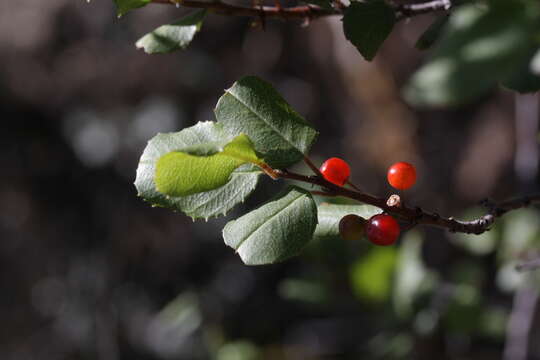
[387,162,416,190]
[366,214,400,246]
[320,157,350,186]
[339,214,366,241]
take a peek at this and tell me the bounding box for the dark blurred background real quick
[2,1,540,359]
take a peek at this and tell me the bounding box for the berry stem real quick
[272,168,540,235]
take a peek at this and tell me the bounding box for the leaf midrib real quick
[234,192,307,251]
[224,90,302,154]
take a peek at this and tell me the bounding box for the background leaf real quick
[342,0,396,61]
[531,48,540,75]
[415,15,449,50]
[404,1,539,107]
[500,48,540,93]
[136,10,207,54]
[214,76,318,168]
[135,122,261,219]
[223,186,318,265]
[114,0,151,17]
[350,246,397,303]
[155,134,262,197]
[393,232,437,318]
[313,203,380,240]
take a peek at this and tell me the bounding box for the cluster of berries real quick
[319,158,416,246]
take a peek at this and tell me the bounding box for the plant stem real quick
[150,0,451,21]
[273,169,540,235]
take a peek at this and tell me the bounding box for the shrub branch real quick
[269,161,540,235]
[150,0,451,21]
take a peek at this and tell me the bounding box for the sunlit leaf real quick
[135,121,262,219]
[155,134,263,197]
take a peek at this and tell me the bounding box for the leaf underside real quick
[314,203,381,240]
[135,121,261,219]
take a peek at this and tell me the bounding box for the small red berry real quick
[387,162,416,190]
[339,214,366,241]
[366,214,400,246]
[320,157,350,186]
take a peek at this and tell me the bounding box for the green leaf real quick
[450,208,499,255]
[350,246,397,303]
[531,48,540,75]
[342,0,396,61]
[313,203,380,240]
[223,186,318,265]
[303,0,333,10]
[393,232,437,318]
[404,1,539,107]
[501,48,540,93]
[215,76,318,168]
[155,133,263,197]
[136,10,206,54]
[135,121,262,219]
[114,0,151,17]
[415,15,449,50]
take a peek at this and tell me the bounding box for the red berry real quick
[320,157,350,186]
[366,214,400,246]
[339,214,366,241]
[387,162,416,190]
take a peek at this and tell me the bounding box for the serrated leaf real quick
[415,15,449,50]
[155,134,263,197]
[223,186,318,265]
[135,121,262,219]
[404,1,539,107]
[342,0,396,61]
[215,76,318,168]
[136,10,206,54]
[314,203,380,240]
[114,0,151,17]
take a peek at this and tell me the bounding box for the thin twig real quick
[303,156,323,177]
[395,0,451,20]
[150,0,451,21]
[151,0,338,19]
[346,180,362,192]
[270,168,540,235]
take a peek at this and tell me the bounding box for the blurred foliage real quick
[3,0,540,359]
